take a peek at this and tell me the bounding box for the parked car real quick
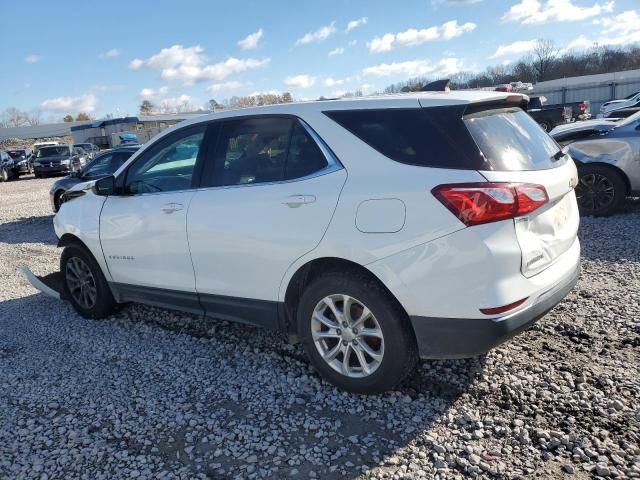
[600,91,640,117]
[73,143,100,159]
[527,96,567,131]
[53,91,580,393]
[6,148,34,175]
[32,141,59,156]
[494,83,513,92]
[33,145,87,178]
[0,151,15,181]
[551,111,640,216]
[604,106,640,119]
[510,81,533,91]
[50,145,141,212]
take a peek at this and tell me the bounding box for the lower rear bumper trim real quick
[409,260,580,359]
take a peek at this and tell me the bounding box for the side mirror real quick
[93,175,115,196]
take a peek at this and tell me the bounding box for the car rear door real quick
[99,125,210,304]
[187,116,346,327]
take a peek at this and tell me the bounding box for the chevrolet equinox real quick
[53,91,581,393]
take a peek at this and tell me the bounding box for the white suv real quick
[54,91,580,393]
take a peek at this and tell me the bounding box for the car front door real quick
[100,124,209,308]
[187,117,346,327]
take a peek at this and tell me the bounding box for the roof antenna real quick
[421,79,451,92]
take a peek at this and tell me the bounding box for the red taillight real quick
[431,182,548,226]
[479,297,528,315]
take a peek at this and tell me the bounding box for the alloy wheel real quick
[65,257,97,309]
[311,294,384,378]
[576,173,615,214]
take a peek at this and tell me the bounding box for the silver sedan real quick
[551,112,640,216]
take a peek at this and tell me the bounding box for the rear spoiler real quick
[465,95,530,116]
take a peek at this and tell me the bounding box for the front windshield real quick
[37,146,71,158]
[617,111,640,128]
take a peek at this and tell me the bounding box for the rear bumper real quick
[410,259,580,359]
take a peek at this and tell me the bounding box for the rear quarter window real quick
[325,105,563,171]
[324,107,487,170]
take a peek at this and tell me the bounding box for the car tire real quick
[297,271,418,394]
[61,243,118,319]
[538,120,551,132]
[0,168,7,182]
[576,164,627,217]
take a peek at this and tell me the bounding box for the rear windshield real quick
[7,150,25,158]
[325,106,562,171]
[37,146,71,158]
[464,107,561,171]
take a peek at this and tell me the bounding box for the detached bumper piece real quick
[410,262,580,359]
[18,266,64,300]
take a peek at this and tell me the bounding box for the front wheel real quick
[297,271,418,394]
[575,164,627,216]
[0,168,8,182]
[61,243,118,319]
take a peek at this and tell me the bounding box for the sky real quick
[2,0,640,120]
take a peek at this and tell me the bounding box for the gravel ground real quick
[0,176,639,480]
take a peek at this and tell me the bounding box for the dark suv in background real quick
[33,145,87,178]
[50,145,141,211]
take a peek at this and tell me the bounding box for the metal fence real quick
[534,79,640,114]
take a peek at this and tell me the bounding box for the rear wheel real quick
[61,243,117,319]
[575,164,627,216]
[297,271,418,393]
[0,168,7,182]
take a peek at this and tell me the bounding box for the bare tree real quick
[139,100,155,115]
[533,39,557,82]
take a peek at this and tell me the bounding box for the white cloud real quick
[139,86,170,100]
[238,29,263,50]
[285,75,317,88]
[328,47,345,56]
[41,93,97,113]
[206,81,244,93]
[433,0,482,4]
[349,40,358,47]
[490,39,538,58]
[324,77,345,87]
[102,48,121,58]
[24,54,41,64]
[597,9,640,36]
[129,45,270,84]
[562,9,640,52]
[367,20,476,53]
[346,17,368,32]
[296,22,336,45]
[249,90,282,96]
[150,95,196,113]
[362,58,464,77]
[368,34,396,53]
[502,0,614,24]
